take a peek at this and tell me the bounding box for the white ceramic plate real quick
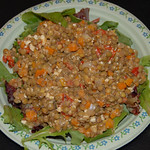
[0,0,150,150]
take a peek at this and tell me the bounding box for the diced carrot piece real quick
[78,37,84,47]
[16,60,21,68]
[107,71,113,76]
[78,127,86,134]
[126,55,132,59]
[117,82,127,90]
[97,101,105,107]
[79,20,85,25]
[45,47,55,55]
[20,41,25,49]
[71,118,79,127]
[125,78,133,86]
[61,112,70,120]
[85,101,91,109]
[76,30,82,35]
[60,39,66,44]
[36,78,47,87]
[84,128,91,136]
[26,109,37,122]
[35,69,46,77]
[110,108,120,119]
[104,112,109,117]
[105,118,114,129]
[68,43,78,52]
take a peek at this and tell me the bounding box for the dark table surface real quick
[0,0,149,150]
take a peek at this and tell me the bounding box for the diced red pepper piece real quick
[106,104,110,107]
[7,56,12,61]
[91,17,100,23]
[93,29,106,35]
[26,47,30,54]
[2,56,7,63]
[131,67,139,76]
[8,59,15,68]
[63,62,73,70]
[61,112,71,117]
[62,93,73,102]
[81,60,84,64]
[79,83,85,89]
[104,45,113,51]
[104,45,116,61]
[96,47,101,57]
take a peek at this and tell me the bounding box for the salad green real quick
[0,61,18,87]
[2,105,29,133]
[0,7,150,150]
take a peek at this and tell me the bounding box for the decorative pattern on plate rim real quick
[0,0,149,42]
[0,0,150,150]
[0,110,149,150]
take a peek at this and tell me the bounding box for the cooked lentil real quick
[3,17,147,138]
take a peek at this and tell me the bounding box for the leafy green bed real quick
[0,8,150,150]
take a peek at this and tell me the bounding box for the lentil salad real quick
[0,8,150,149]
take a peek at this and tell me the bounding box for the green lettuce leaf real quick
[138,79,150,115]
[20,12,43,39]
[61,8,81,23]
[140,89,150,115]
[69,15,82,23]
[99,21,133,46]
[22,126,71,150]
[22,126,54,150]
[69,130,84,145]
[2,105,29,132]
[113,105,129,129]
[115,30,133,46]
[22,11,42,25]
[100,21,118,30]
[61,8,76,16]
[37,12,68,27]
[19,22,41,39]
[140,55,150,67]
[0,61,18,86]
